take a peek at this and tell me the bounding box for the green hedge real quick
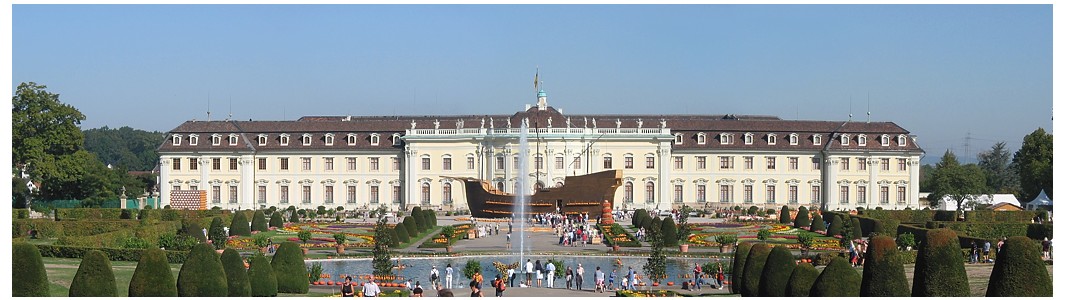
[965,210,1037,223]
[599,224,641,247]
[248,254,278,297]
[271,242,309,294]
[933,222,1030,240]
[859,236,909,296]
[128,248,178,297]
[57,208,124,220]
[896,224,991,247]
[912,228,970,296]
[862,209,936,223]
[14,209,30,219]
[1026,223,1053,240]
[13,219,146,238]
[55,221,181,249]
[758,245,795,297]
[34,244,190,264]
[69,250,118,296]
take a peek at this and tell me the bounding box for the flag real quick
[534,68,539,91]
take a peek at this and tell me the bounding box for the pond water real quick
[307,255,728,285]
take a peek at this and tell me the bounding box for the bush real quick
[129,248,178,296]
[809,257,860,296]
[248,254,278,297]
[661,217,679,247]
[387,227,400,247]
[177,243,228,296]
[271,242,309,294]
[897,232,917,249]
[985,236,1052,296]
[270,212,285,228]
[208,217,227,249]
[403,217,418,235]
[220,249,251,296]
[850,217,864,238]
[859,236,908,296]
[230,212,252,237]
[794,206,810,228]
[729,242,754,294]
[912,228,970,296]
[758,245,795,297]
[934,210,957,221]
[633,209,647,228]
[827,215,843,236]
[784,263,818,297]
[1027,223,1053,240]
[411,207,425,231]
[747,206,759,216]
[740,243,772,296]
[289,210,300,223]
[396,223,411,244]
[779,206,791,224]
[69,250,117,296]
[121,209,133,219]
[811,213,826,232]
[251,211,269,232]
[12,243,49,296]
[461,259,482,279]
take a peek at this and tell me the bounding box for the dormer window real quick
[744,133,754,145]
[812,134,822,146]
[279,134,290,146]
[347,134,357,145]
[172,134,182,146]
[324,133,335,146]
[392,133,401,146]
[228,134,239,146]
[370,133,380,146]
[898,134,907,146]
[697,133,707,145]
[257,134,267,146]
[881,134,890,146]
[674,133,683,144]
[189,134,198,146]
[211,134,221,146]
[857,134,867,146]
[789,133,798,145]
[766,133,777,145]
[301,134,312,146]
[841,134,850,146]
[720,133,734,145]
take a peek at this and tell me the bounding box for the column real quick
[200,158,210,201]
[657,143,671,209]
[404,146,416,210]
[821,155,837,212]
[563,148,572,179]
[908,157,920,208]
[240,155,255,210]
[159,157,172,208]
[545,146,554,187]
[504,148,512,193]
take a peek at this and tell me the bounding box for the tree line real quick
[924,129,1053,210]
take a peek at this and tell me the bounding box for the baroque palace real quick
[158,90,923,212]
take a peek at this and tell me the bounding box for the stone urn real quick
[719,244,733,253]
[336,245,345,255]
[446,246,454,253]
[613,245,621,252]
[679,244,689,253]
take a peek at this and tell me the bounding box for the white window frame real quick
[789,133,798,145]
[898,134,907,146]
[720,133,733,145]
[228,134,239,146]
[857,134,867,146]
[697,133,706,145]
[280,134,290,146]
[744,133,754,145]
[211,134,221,146]
[813,134,822,146]
[392,133,401,146]
[674,133,683,144]
[189,134,198,146]
[767,133,777,145]
[370,133,380,146]
[347,133,357,145]
[172,134,182,146]
[881,134,889,146]
[301,134,312,146]
[257,134,267,146]
[324,133,335,146]
[840,134,850,146]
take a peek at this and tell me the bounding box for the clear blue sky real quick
[12,4,1052,164]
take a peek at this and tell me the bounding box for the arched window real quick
[840,134,850,146]
[301,134,312,146]
[897,134,907,146]
[347,134,357,145]
[744,133,754,145]
[645,182,655,203]
[324,133,335,146]
[812,134,822,146]
[857,134,867,146]
[442,183,452,204]
[674,133,683,144]
[789,133,798,145]
[189,134,198,146]
[172,134,182,146]
[421,182,431,204]
[697,133,706,145]
[624,182,634,203]
[229,134,239,145]
[767,133,777,145]
[370,133,380,146]
[880,134,889,146]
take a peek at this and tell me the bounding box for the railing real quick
[406,127,669,136]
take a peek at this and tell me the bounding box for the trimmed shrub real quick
[850,217,864,238]
[208,217,227,249]
[648,216,662,232]
[859,236,908,296]
[387,228,400,247]
[730,242,754,294]
[13,243,49,296]
[633,209,646,228]
[271,242,309,294]
[740,243,772,297]
[934,210,957,221]
[402,217,418,235]
[230,211,252,237]
[784,263,818,297]
[747,206,759,216]
[660,217,679,247]
[811,213,826,232]
[129,248,177,296]
[396,223,411,244]
[269,212,284,228]
[912,228,970,296]
[758,245,795,297]
[827,215,843,237]
[248,254,278,297]
[779,206,791,224]
[220,249,251,296]
[289,210,299,223]
[985,236,1052,296]
[69,250,117,297]
[251,210,269,232]
[871,219,887,236]
[1027,223,1053,240]
[809,257,860,297]
[794,206,810,228]
[411,207,425,231]
[177,243,228,297]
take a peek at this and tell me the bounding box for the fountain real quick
[515,120,530,285]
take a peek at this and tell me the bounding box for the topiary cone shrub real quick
[248,254,278,297]
[779,206,792,224]
[859,236,908,296]
[403,217,418,235]
[985,236,1052,296]
[69,250,117,297]
[252,210,269,232]
[827,215,843,237]
[758,245,796,297]
[784,263,819,297]
[850,217,864,239]
[794,206,810,228]
[129,248,178,297]
[411,206,425,231]
[208,217,227,249]
[178,243,229,296]
[220,249,251,296]
[912,228,970,296]
[230,211,252,237]
[13,243,49,296]
[740,243,772,296]
[387,227,400,247]
[269,211,284,228]
[811,212,826,232]
[271,241,309,294]
[396,222,411,243]
[730,242,754,294]
[661,217,679,247]
[809,256,860,296]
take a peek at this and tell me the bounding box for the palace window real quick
[370,134,380,146]
[645,156,654,169]
[858,158,867,171]
[469,156,476,170]
[898,134,907,146]
[840,186,850,204]
[857,186,867,204]
[789,133,798,145]
[496,156,505,170]
[229,134,238,146]
[697,133,706,145]
[324,134,334,146]
[880,186,889,204]
[673,185,683,203]
[604,156,613,169]
[302,157,311,171]
[370,157,379,171]
[302,186,311,204]
[257,135,267,146]
[210,134,221,146]
[697,184,706,203]
[789,157,799,170]
[422,157,431,170]
[719,156,734,170]
[743,184,753,203]
[812,186,821,204]
[347,186,357,204]
[766,185,776,204]
[347,134,357,145]
[173,158,181,170]
[443,183,453,204]
[369,186,379,204]
[624,182,634,203]
[881,134,889,146]
[813,134,822,146]
[393,157,400,171]
[421,183,431,205]
[325,157,334,171]
[744,133,754,145]
[574,156,581,169]
[898,159,907,171]
[645,182,655,203]
[280,134,289,146]
[624,155,634,169]
[766,157,776,170]
[189,134,198,146]
[212,186,221,203]
[325,186,334,203]
[556,156,564,170]
[280,158,289,170]
[229,158,237,170]
[258,186,267,204]
[393,186,402,204]
[172,134,182,146]
[190,158,198,170]
[720,185,733,203]
[813,158,821,170]
[673,156,683,170]
[841,134,850,146]
[897,187,907,204]
[744,156,753,170]
[696,156,706,170]
[789,186,798,204]
[280,186,289,204]
[841,158,850,171]
[348,157,357,170]
[534,155,543,170]
[674,133,683,144]
[720,133,734,145]
[392,134,401,146]
[301,134,312,146]
[857,134,867,146]
[443,156,452,171]
[881,158,890,171]
[213,158,221,170]
[767,133,777,145]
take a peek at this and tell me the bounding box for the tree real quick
[740,243,772,296]
[985,236,1052,296]
[811,212,826,232]
[271,242,309,294]
[809,257,860,296]
[220,249,251,296]
[859,236,908,296]
[677,205,693,243]
[978,141,1021,194]
[643,219,667,284]
[12,82,85,187]
[794,206,810,228]
[208,217,227,249]
[1013,128,1053,201]
[729,242,754,294]
[372,218,395,277]
[778,206,791,224]
[251,210,269,232]
[784,263,818,297]
[129,248,178,297]
[230,211,252,237]
[919,164,935,193]
[927,150,990,211]
[12,243,49,296]
[178,243,229,297]
[69,250,117,297]
[269,211,284,228]
[82,126,164,171]
[248,253,278,297]
[827,215,843,237]
[912,228,970,296]
[660,216,679,247]
[758,245,796,297]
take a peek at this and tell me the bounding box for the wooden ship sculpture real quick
[450,170,623,219]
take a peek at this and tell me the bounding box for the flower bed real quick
[599,223,640,247]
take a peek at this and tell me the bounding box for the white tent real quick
[935,194,1022,211]
[1025,189,1053,210]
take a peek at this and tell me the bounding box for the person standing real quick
[545,260,556,288]
[412,282,424,297]
[1043,238,1052,259]
[626,266,636,291]
[525,259,534,286]
[445,263,454,289]
[594,266,606,293]
[341,276,356,297]
[575,263,585,291]
[492,274,506,297]
[508,266,516,287]
[983,240,992,263]
[693,264,702,290]
[506,233,512,250]
[430,266,440,290]
[535,260,544,287]
[608,269,617,291]
[363,275,381,297]
[970,241,980,264]
[716,265,725,290]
